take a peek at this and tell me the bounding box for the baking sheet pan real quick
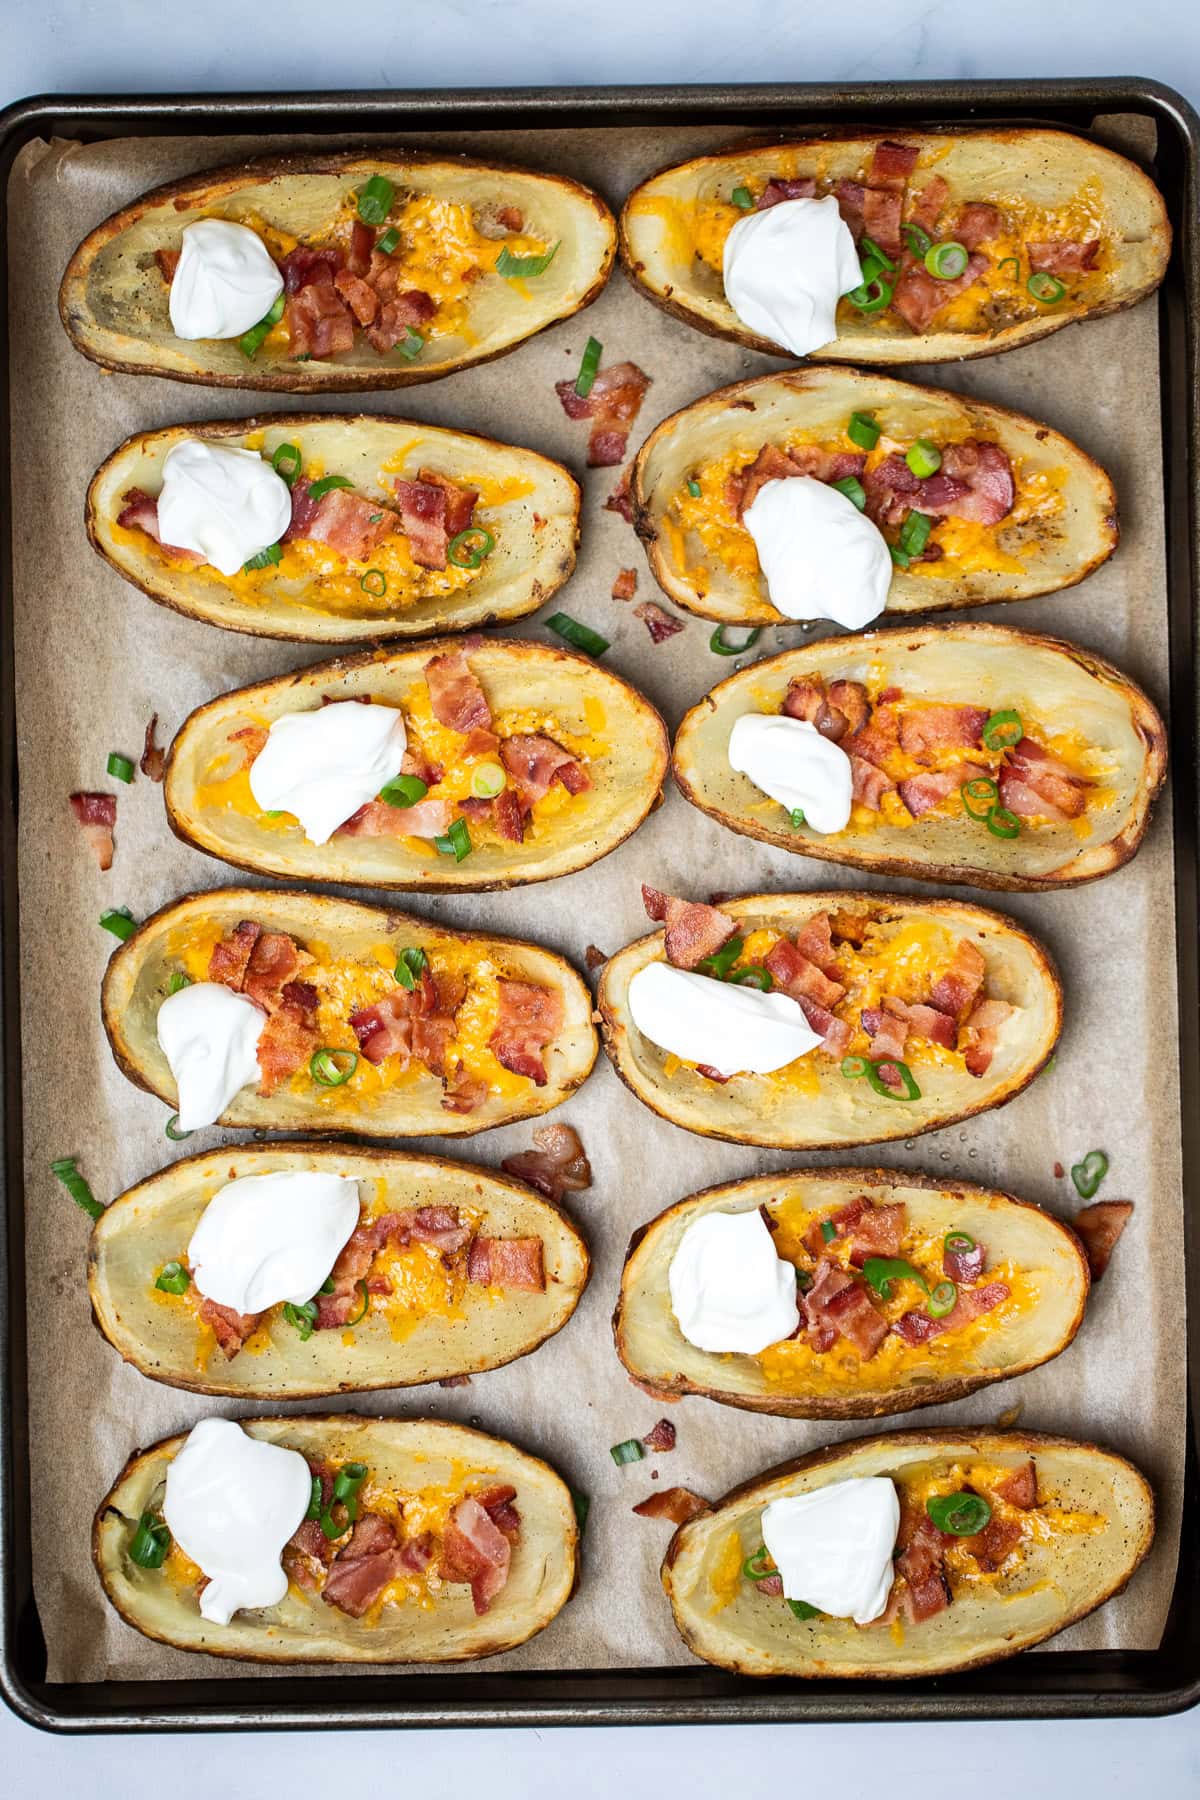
[1,79,1198,1729]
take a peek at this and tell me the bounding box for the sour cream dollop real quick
[156,981,265,1132]
[248,701,408,845]
[744,475,892,630]
[157,440,293,578]
[668,1209,800,1353]
[188,1171,361,1316]
[162,1419,312,1625]
[728,713,853,834]
[722,195,863,358]
[627,962,821,1080]
[168,219,284,342]
[761,1478,901,1625]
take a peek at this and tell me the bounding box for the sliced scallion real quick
[378,773,428,809]
[831,475,866,511]
[107,752,134,784]
[271,442,302,486]
[471,761,507,800]
[709,624,761,656]
[283,1299,319,1341]
[697,936,744,981]
[788,807,806,828]
[99,907,136,941]
[924,240,969,280]
[496,241,560,278]
[982,708,1023,751]
[687,478,702,498]
[572,1491,591,1533]
[129,1511,171,1569]
[396,327,425,360]
[165,1116,192,1141]
[986,806,1021,841]
[155,1260,190,1295]
[359,569,387,598]
[1071,1149,1109,1200]
[376,226,401,256]
[310,1048,358,1087]
[242,542,282,573]
[610,1438,646,1466]
[167,972,192,995]
[394,946,427,990]
[847,411,881,452]
[905,439,942,478]
[357,175,395,225]
[346,1280,370,1327]
[730,185,754,210]
[51,1156,103,1221]
[574,335,602,398]
[1028,271,1066,304]
[928,1279,958,1318]
[865,1058,921,1102]
[307,474,353,502]
[546,612,609,657]
[730,965,772,991]
[447,526,495,569]
[858,234,896,274]
[927,1491,991,1536]
[902,222,932,257]
[434,817,472,862]
[862,1256,929,1301]
[238,293,285,361]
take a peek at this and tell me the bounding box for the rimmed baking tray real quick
[1,78,1197,1731]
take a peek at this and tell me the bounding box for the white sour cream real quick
[627,961,821,1079]
[168,219,284,342]
[722,195,863,358]
[761,1478,901,1625]
[157,440,293,578]
[744,475,892,630]
[162,1418,312,1625]
[728,713,853,834]
[188,1171,361,1316]
[156,982,265,1132]
[248,701,408,845]
[668,1209,800,1354]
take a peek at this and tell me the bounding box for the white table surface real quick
[4,2,1198,1790]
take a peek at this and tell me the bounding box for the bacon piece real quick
[376,1206,472,1254]
[844,703,900,768]
[284,1511,339,1591]
[930,939,987,1019]
[282,476,323,542]
[634,601,685,643]
[730,442,866,519]
[826,680,871,736]
[764,937,845,1009]
[285,280,355,359]
[894,1516,951,1622]
[208,920,262,990]
[501,733,589,807]
[960,997,1014,1077]
[883,995,957,1049]
[793,993,854,1058]
[938,441,1016,525]
[348,220,375,275]
[955,203,1004,250]
[585,945,607,971]
[474,1484,522,1543]
[281,246,343,293]
[641,885,737,971]
[116,487,203,561]
[893,1279,1009,1344]
[459,789,525,843]
[197,1295,261,1357]
[801,1259,887,1359]
[756,176,817,208]
[417,468,478,539]
[439,1496,512,1615]
[322,1514,407,1618]
[898,761,987,819]
[794,911,841,975]
[863,187,903,257]
[398,1531,437,1570]
[306,488,396,562]
[833,179,865,238]
[782,676,853,742]
[899,704,988,759]
[140,714,165,782]
[69,792,116,870]
[466,1235,545,1290]
[314,1221,379,1329]
[393,480,452,571]
[333,267,379,325]
[257,996,319,1096]
[501,1122,592,1201]
[643,1418,677,1453]
[993,1459,1038,1510]
[632,1487,708,1525]
[489,979,563,1086]
[243,930,313,1011]
[155,246,180,283]
[944,1234,987,1283]
[1001,737,1089,820]
[424,646,493,733]
[861,1004,909,1061]
[908,175,949,234]
[850,754,895,811]
[555,360,652,466]
[605,467,635,523]
[364,289,436,354]
[870,140,920,189]
[337,796,454,839]
[1072,1200,1133,1281]
[963,1513,1023,1572]
[612,567,637,601]
[891,251,989,333]
[1028,239,1101,275]
[350,992,414,1067]
[845,1203,906,1266]
[443,1070,488,1114]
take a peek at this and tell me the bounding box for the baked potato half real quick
[102,888,598,1137]
[615,1168,1089,1419]
[89,1143,590,1398]
[61,151,615,391]
[661,1428,1154,1678]
[87,416,580,643]
[95,1415,577,1663]
[620,129,1169,363]
[673,624,1167,891]
[633,369,1118,625]
[163,638,668,891]
[598,890,1060,1150]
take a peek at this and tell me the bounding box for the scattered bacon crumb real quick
[643,1419,677,1453]
[584,945,608,970]
[501,1122,592,1203]
[605,468,635,524]
[634,601,685,643]
[1054,1161,1065,1179]
[438,1374,472,1389]
[612,568,637,601]
[140,714,165,783]
[69,792,116,869]
[632,1487,708,1525]
[1073,1201,1134,1281]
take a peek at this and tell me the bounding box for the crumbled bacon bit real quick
[605,468,635,524]
[501,1122,592,1202]
[634,601,684,643]
[584,945,608,970]
[140,714,165,783]
[632,1487,708,1524]
[69,792,116,869]
[1054,1161,1065,1179]
[612,567,637,601]
[643,1419,677,1453]
[438,1374,472,1388]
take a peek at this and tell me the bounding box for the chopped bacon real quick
[281,246,343,293]
[1000,737,1089,820]
[605,467,635,524]
[963,1513,1023,1572]
[424,646,493,732]
[501,1122,592,1201]
[350,992,414,1067]
[322,1514,407,1618]
[782,676,857,742]
[870,140,920,189]
[612,567,637,601]
[501,733,589,808]
[930,938,987,1019]
[69,792,116,870]
[243,930,313,1011]
[467,1236,546,1290]
[417,468,478,539]
[939,441,1016,525]
[899,704,988,759]
[756,176,817,208]
[893,1279,1009,1343]
[364,289,436,355]
[993,1459,1038,1510]
[495,205,525,233]
[459,789,525,843]
[140,714,165,782]
[197,1295,261,1357]
[155,246,181,283]
[285,280,355,359]
[399,1530,438,1570]
[898,762,987,820]
[821,1272,889,1360]
[793,993,854,1058]
[315,1222,379,1328]
[827,679,871,736]
[337,796,454,839]
[585,945,607,971]
[555,360,652,466]
[475,1484,522,1543]
[439,1496,512,1615]
[632,1487,708,1524]
[844,703,900,768]
[802,1260,868,1357]
[729,442,866,520]
[489,979,563,1086]
[634,601,685,643]
[282,476,323,543]
[116,487,203,561]
[861,1004,909,1061]
[794,911,841,975]
[884,995,958,1049]
[643,1418,677,1453]
[307,488,395,562]
[863,187,903,257]
[844,1203,906,1266]
[1072,1201,1133,1281]
[955,203,1004,250]
[833,178,866,238]
[1028,239,1101,275]
[333,267,379,326]
[944,1233,987,1284]
[907,176,949,234]
[764,937,845,1009]
[894,1516,951,1622]
[642,885,737,971]
[284,1511,339,1591]
[891,251,989,333]
[850,754,896,811]
[959,997,1014,1077]
[257,996,319,1096]
[348,220,375,276]
[377,1206,473,1254]
[442,1072,489,1115]
[208,920,262,989]
[393,476,472,572]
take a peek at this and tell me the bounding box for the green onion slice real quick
[905,439,942,478]
[129,1511,171,1569]
[928,1279,958,1318]
[610,1438,646,1466]
[890,544,912,570]
[1071,1149,1109,1200]
[357,175,395,225]
[396,327,425,361]
[709,624,762,656]
[346,1280,370,1327]
[1028,271,1066,303]
[434,817,472,862]
[572,1491,591,1533]
[866,1058,921,1102]
[319,1462,370,1539]
[898,509,933,558]
[927,1491,991,1536]
[546,612,609,657]
[307,474,354,502]
[447,526,495,569]
[376,226,401,256]
[310,1048,358,1087]
[787,1599,819,1620]
[697,936,744,981]
[847,411,881,452]
[100,907,136,941]
[788,807,806,829]
[238,293,285,361]
[359,569,387,598]
[847,275,893,314]
[820,1219,837,1244]
[982,708,1023,750]
[155,1260,190,1295]
[378,773,428,809]
[242,542,282,573]
[496,241,560,278]
[305,1475,323,1521]
[831,475,867,511]
[165,1116,193,1142]
[167,972,192,995]
[730,965,773,991]
[107,751,134,783]
[283,1299,318,1341]
[862,1256,929,1301]
[902,223,932,257]
[924,240,969,280]
[730,185,754,210]
[944,1230,976,1256]
[574,335,602,397]
[840,1054,869,1080]
[997,256,1022,280]
[687,478,702,498]
[794,1267,812,1292]
[320,1277,336,1294]
[51,1156,104,1221]
[394,947,427,991]
[471,761,507,800]
[271,442,302,486]
[742,1544,774,1582]
[858,233,897,273]
[961,775,1000,820]
[986,806,1021,841]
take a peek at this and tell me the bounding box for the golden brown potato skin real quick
[662,1428,1155,1678]
[614,1167,1089,1418]
[672,625,1167,892]
[633,369,1119,625]
[94,1416,578,1663]
[620,129,1170,363]
[61,150,616,390]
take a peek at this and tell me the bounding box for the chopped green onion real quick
[572,1491,590,1533]
[794,1267,812,1292]
[788,807,806,829]
[1071,1149,1109,1200]
[471,761,507,799]
[924,240,969,280]
[320,1277,335,1294]
[166,972,191,996]
[847,275,894,314]
[1028,271,1066,304]
[927,1491,991,1536]
[51,1156,103,1221]
[730,185,754,210]
[434,817,473,862]
[820,1219,837,1244]
[730,965,772,991]
[307,475,354,502]
[496,241,560,278]
[961,775,1000,820]
[742,1544,774,1582]
[865,1059,921,1102]
[346,1280,369,1327]
[310,1048,358,1087]
[687,478,702,498]
[982,708,1023,751]
[997,256,1022,281]
[709,624,761,656]
[100,907,136,941]
[271,442,302,486]
[357,175,395,225]
[574,335,602,398]
[395,328,425,361]
[107,752,134,784]
[359,569,387,598]
[283,1299,318,1341]
[321,1462,370,1540]
[378,773,428,809]
[858,234,897,274]
[928,1279,958,1318]
[902,223,932,258]
[546,612,609,657]
[787,1599,819,1621]
[165,1116,192,1142]
[831,475,866,511]
[376,226,401,256]
[862,1257,929,1301]
[129,1511,171,1569]
[905,439,942,479]
[840,1054,869,1080]
[610,1438,646,1466]
[890,544,912,570]
[155,1260,190,1295]
[305,1475,323,1521]
[898,510,933,559]
[986,806,1021,840]
[242,542,282,573]
[394,947,428,991]
[944,1231,976,1256]
[697,936,744,981]
[238,293,285,361]
[448,526,495,569]
[847,411,881,452]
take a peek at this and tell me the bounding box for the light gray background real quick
[2,0,1197,1790]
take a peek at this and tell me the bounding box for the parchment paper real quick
[7,114,1184,1685]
